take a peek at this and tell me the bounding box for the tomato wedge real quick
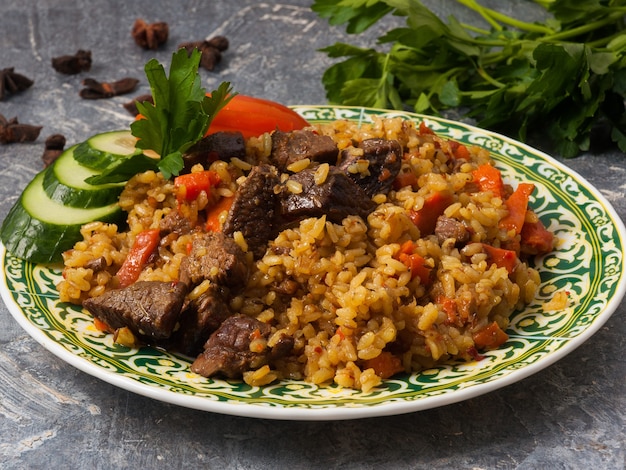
[206,94,309,139]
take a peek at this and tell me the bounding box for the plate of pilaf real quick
[1,105,625,420]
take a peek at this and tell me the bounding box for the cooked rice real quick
[58,116,543,392]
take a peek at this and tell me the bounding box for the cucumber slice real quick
[43,145,125,208]
[73,130,140,170]
[1,171,124,264]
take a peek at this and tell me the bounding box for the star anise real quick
[0,114,42,144]
[52,50,92,75]
[0,67,34,101]
[79,77,139,99]
[178,35,229,71]
[132,18,169,50]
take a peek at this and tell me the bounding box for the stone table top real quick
[1,1,624,468]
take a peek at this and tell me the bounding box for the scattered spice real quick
[42,134,66,167]
[132,18,169,50]
[206,36,229,52]
[178,35,229,71]
[123,93,153,116]
[79,77,139,99]
[51,50,92,75]
[0,67,34,101]
[0,114,42,144]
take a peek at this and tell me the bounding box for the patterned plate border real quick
[1,106,625,421]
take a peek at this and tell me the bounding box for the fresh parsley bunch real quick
[313,0,626,157]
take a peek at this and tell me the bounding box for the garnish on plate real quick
[87,48,235,184]
[130,48,234,179]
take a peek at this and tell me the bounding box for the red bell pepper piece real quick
[500,183,535,235]
[449,141,470,159]
[521,219,554,255]
[473,321,509,349]
[93,317,113,333]
[472,163,504,198]
[397,240,432,284]
[419,121,435,135]
[392,169,418,191]
[408,190,453,235]
[174,170,221,203]
[205,94,310,140]
[116,228,160,287]
[437,295,460,325]
[482,243,517,274]
[205,195,234,232]
[362,351,404,379]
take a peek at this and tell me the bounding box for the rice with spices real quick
[58,115,546,393]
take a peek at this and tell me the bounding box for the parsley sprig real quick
[313,0,626,157]
[88,49,234,184]
[132,48,234,178]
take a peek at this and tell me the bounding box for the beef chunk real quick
[435,215,470,245]
[191,314,272,378]
[83,280,188,341]
[278,167,376,226]
[84,256,107,273]
[171,284,234,356]
[338,138,402,197]
[222,164,281,259]
[173,230,248,353]
[159,210,193,236]
[270,129,338,172]
[269,333,295,360]
[183,131,246,171]
[179,231,249,292]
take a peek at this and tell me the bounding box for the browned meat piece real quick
[338,138,402,197]
[159,210,193,236]
[154,231,249,354]
[179,231,249,292]
[191,314,276,378]
[222,164,281,259]
[171,284,234,356]
[183,131,246,172]
[435,216,470,245]
[270,129,338,172]
[269,333,295,360]
[278,167,376,227]
[84,256,107,273]
[83,280,188,341]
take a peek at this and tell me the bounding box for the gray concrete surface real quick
[0,1,624,468]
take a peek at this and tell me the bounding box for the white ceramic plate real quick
[2,106,625,421]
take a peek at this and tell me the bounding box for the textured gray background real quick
[1,1,624,469]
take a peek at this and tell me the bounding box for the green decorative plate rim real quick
[2,105,625,421]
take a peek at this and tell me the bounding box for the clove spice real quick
[79,77,139,99]
[52,50,92,75]
[42,134,66,167]
[0,114,42,144]
[178,35,229,71]
[132,18,169,50]
[0,67,34,101]
[123,94,154,116]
